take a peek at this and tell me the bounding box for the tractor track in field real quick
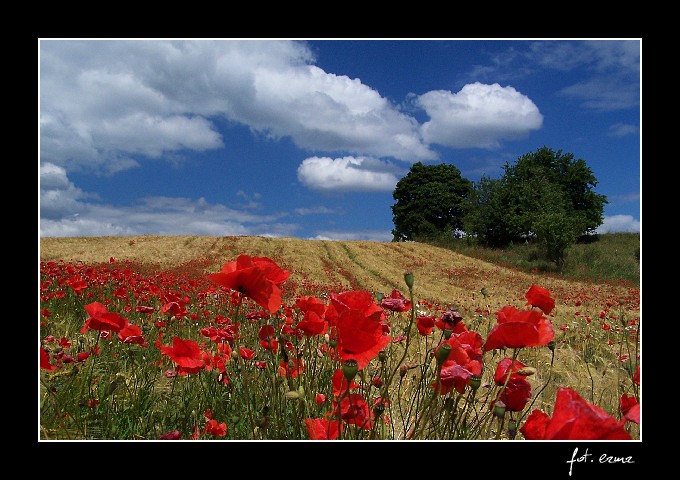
[40,235,639,320]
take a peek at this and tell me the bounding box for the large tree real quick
[464,146,608,262]
[391,162,473,241]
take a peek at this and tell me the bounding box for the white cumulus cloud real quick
[596,215,640,233]
[39,39,436,175]
[297,156,401,192]
[416,82,543,149]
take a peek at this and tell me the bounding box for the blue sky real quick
[39,39,641,241]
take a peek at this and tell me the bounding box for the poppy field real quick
[39,235,640,440]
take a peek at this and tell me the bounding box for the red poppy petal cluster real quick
[483,306,554,351]
[117,324,148,347]
[208,255,290,314]
[331,368,359,395]
[380,289,412,312]
[40,348,56,371]
[160,336,206,375]
[525,284,556,315]
[499,377,532,412]
[334,393,373,429]
[436,330,484,395]
[329,291,391,370]
[81,302,129,333]
[295,311,328,337]
[304,418,342,440]
[416,314,436,336]
[620,394,640,424]
[258,324,279,352]
[520,387,631,439]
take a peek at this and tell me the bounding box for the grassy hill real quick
[39,234,638,313]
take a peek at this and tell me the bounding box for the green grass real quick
[427,233,640,285]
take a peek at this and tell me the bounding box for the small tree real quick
[391,162,473,242]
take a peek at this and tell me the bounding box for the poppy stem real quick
[517,345,555,426]
[384,284,417,396]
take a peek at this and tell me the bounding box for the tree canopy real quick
[464,147,607,256]
[392,147,608,265]
[391,162,472,242]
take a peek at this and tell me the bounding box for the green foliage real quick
[393,147,608,265]
[391,162,473,241]
[426,232,640,285]
[463,146,608,262]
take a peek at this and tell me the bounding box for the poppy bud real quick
[373,402,385,417]
[443,328,452,339]
[376,292,385,303]
[435,343,452,366]
[104,378,120,396]
[285,390,300,400]
[372,376,383,388]
[507,418,517,440]
[481,287,488,298]
[493,401,506,418]
[378,350,387,363]
[515,366,537,376]
[342,359,358,380]
[470,375,481,391]
[548,340,555,352]
[399,364,409,378]
[404,271,414,290]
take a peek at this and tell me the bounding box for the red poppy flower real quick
[416,314,436,336]
[335,307,392,370]
[239,347,256,360]
[315,393,327,405]
[331,368,359,396]
[435,307,469,333]
[380,289,412,312]
[208,255,290,314]
[67,275,88,295]
[40,348,56,371]
[436,331,484,395]
[520,387,631,440]
[158,430,182,440]
[204,419,227,437]
[327,290,385,325]
[278,358,304,378]
[620,394,640,424]
[295,311,328,337]
[295,296,327,317]
[305,417,341,440]
[334,393,373,429]
[135,305,155,314]
[81,302,128,333]
[493,357,527,384]
[483,305,554,351]
[525,284,555,315]
[160,301,186,318]
[160,336,206,375]
[258,325,279,352]
[498,376,532,412]
[117,324,148,347]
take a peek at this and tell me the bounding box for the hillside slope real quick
[39,235,638,319]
